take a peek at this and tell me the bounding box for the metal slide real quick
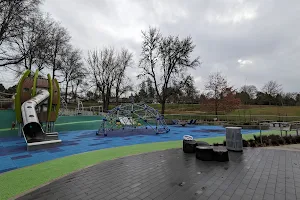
[21,89,61,150]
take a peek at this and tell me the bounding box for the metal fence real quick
[57,108,300,123]
[163,114,300,123]
[0,99,13,109]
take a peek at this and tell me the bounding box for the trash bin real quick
[226,127,243,152]
[183,135,196,153]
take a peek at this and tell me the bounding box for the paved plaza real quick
[17,147,300,200]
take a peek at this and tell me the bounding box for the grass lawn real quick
[230,105,300,116]
[0,129,287,200]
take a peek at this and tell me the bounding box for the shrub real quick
[262,135,269,141]
[253,135,260,143]
[257,143,263,147]
[291,137,297,144]
[283,136,291,144]
[271,139,279,146]
[248,139,256,147]
[242,139,249,147]
[263,141,269,146]
[295,136,300,143]
[278,138,285,145]
[268,134,280,141]
[223,140,226,146]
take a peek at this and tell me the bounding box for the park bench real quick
[278,123,300,136]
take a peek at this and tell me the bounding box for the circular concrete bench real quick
[196,146,214,161]
[183,140,197,153]
[213,147,229,162]
[196,141,210,146]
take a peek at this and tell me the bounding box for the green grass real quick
[0,129,286,200]
[230,105,300,116]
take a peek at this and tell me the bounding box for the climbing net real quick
[97,103,170,136]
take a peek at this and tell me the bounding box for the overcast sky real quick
[2,0,300,93]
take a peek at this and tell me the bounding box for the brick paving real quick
[17,148,300,200]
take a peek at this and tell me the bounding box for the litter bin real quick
[183,135,196,153]
[226,127,243,152]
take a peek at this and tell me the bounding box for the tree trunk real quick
[29,58,32,70]
[215,99,218,115]
[102,91,106,111]
[65,81,68,103]
[161,100,166,115]
[115,88,119,105]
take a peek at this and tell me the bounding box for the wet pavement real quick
[17,148,300,200]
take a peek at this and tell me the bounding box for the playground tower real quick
[15,69,61,150]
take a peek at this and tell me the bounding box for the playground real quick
[0,125,258,173]
[0,70,292,200]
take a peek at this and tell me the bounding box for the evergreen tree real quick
[138,81,147,101]
[146,78,155,99]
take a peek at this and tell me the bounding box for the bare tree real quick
[58,47,85,103]
[114,48,133,104]
[205,72,228,115]
[139,27,200,114]
[240,85,257,99]
[0,0,41,67]
[262,80,282,105]
[262,80,282,96]
[87,48,119,111]
[12,12,53,74]
[48,22,71,78]
[70,79,86,100]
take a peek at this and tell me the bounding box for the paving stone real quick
[14,148,300,200]
[286,193,297,200]
[241,194,253,200]
[264,193,274,200]
[219,195,230,200]
[274,193,285,200]
[252,193,264,200]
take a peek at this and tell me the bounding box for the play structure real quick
[58,98,103,116]
[97,103,170,136]
[15,70,61,150]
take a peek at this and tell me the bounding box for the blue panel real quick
[0,156,16,171]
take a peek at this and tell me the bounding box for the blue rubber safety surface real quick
[0,125,258,174]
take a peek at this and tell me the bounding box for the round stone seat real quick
[213,146,229,162]
[196,141,210,146]
[195,146,214,161]
[183,140,197,153]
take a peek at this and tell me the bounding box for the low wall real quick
[0,109,16,129]
[0,112,102,137]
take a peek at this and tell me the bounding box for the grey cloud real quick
[41,0,300,92]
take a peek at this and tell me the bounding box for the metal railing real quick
[57,109,300,123]
[163,114,300,123]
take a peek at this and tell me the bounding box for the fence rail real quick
[163,114,300,123]
[57,108,300,123]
